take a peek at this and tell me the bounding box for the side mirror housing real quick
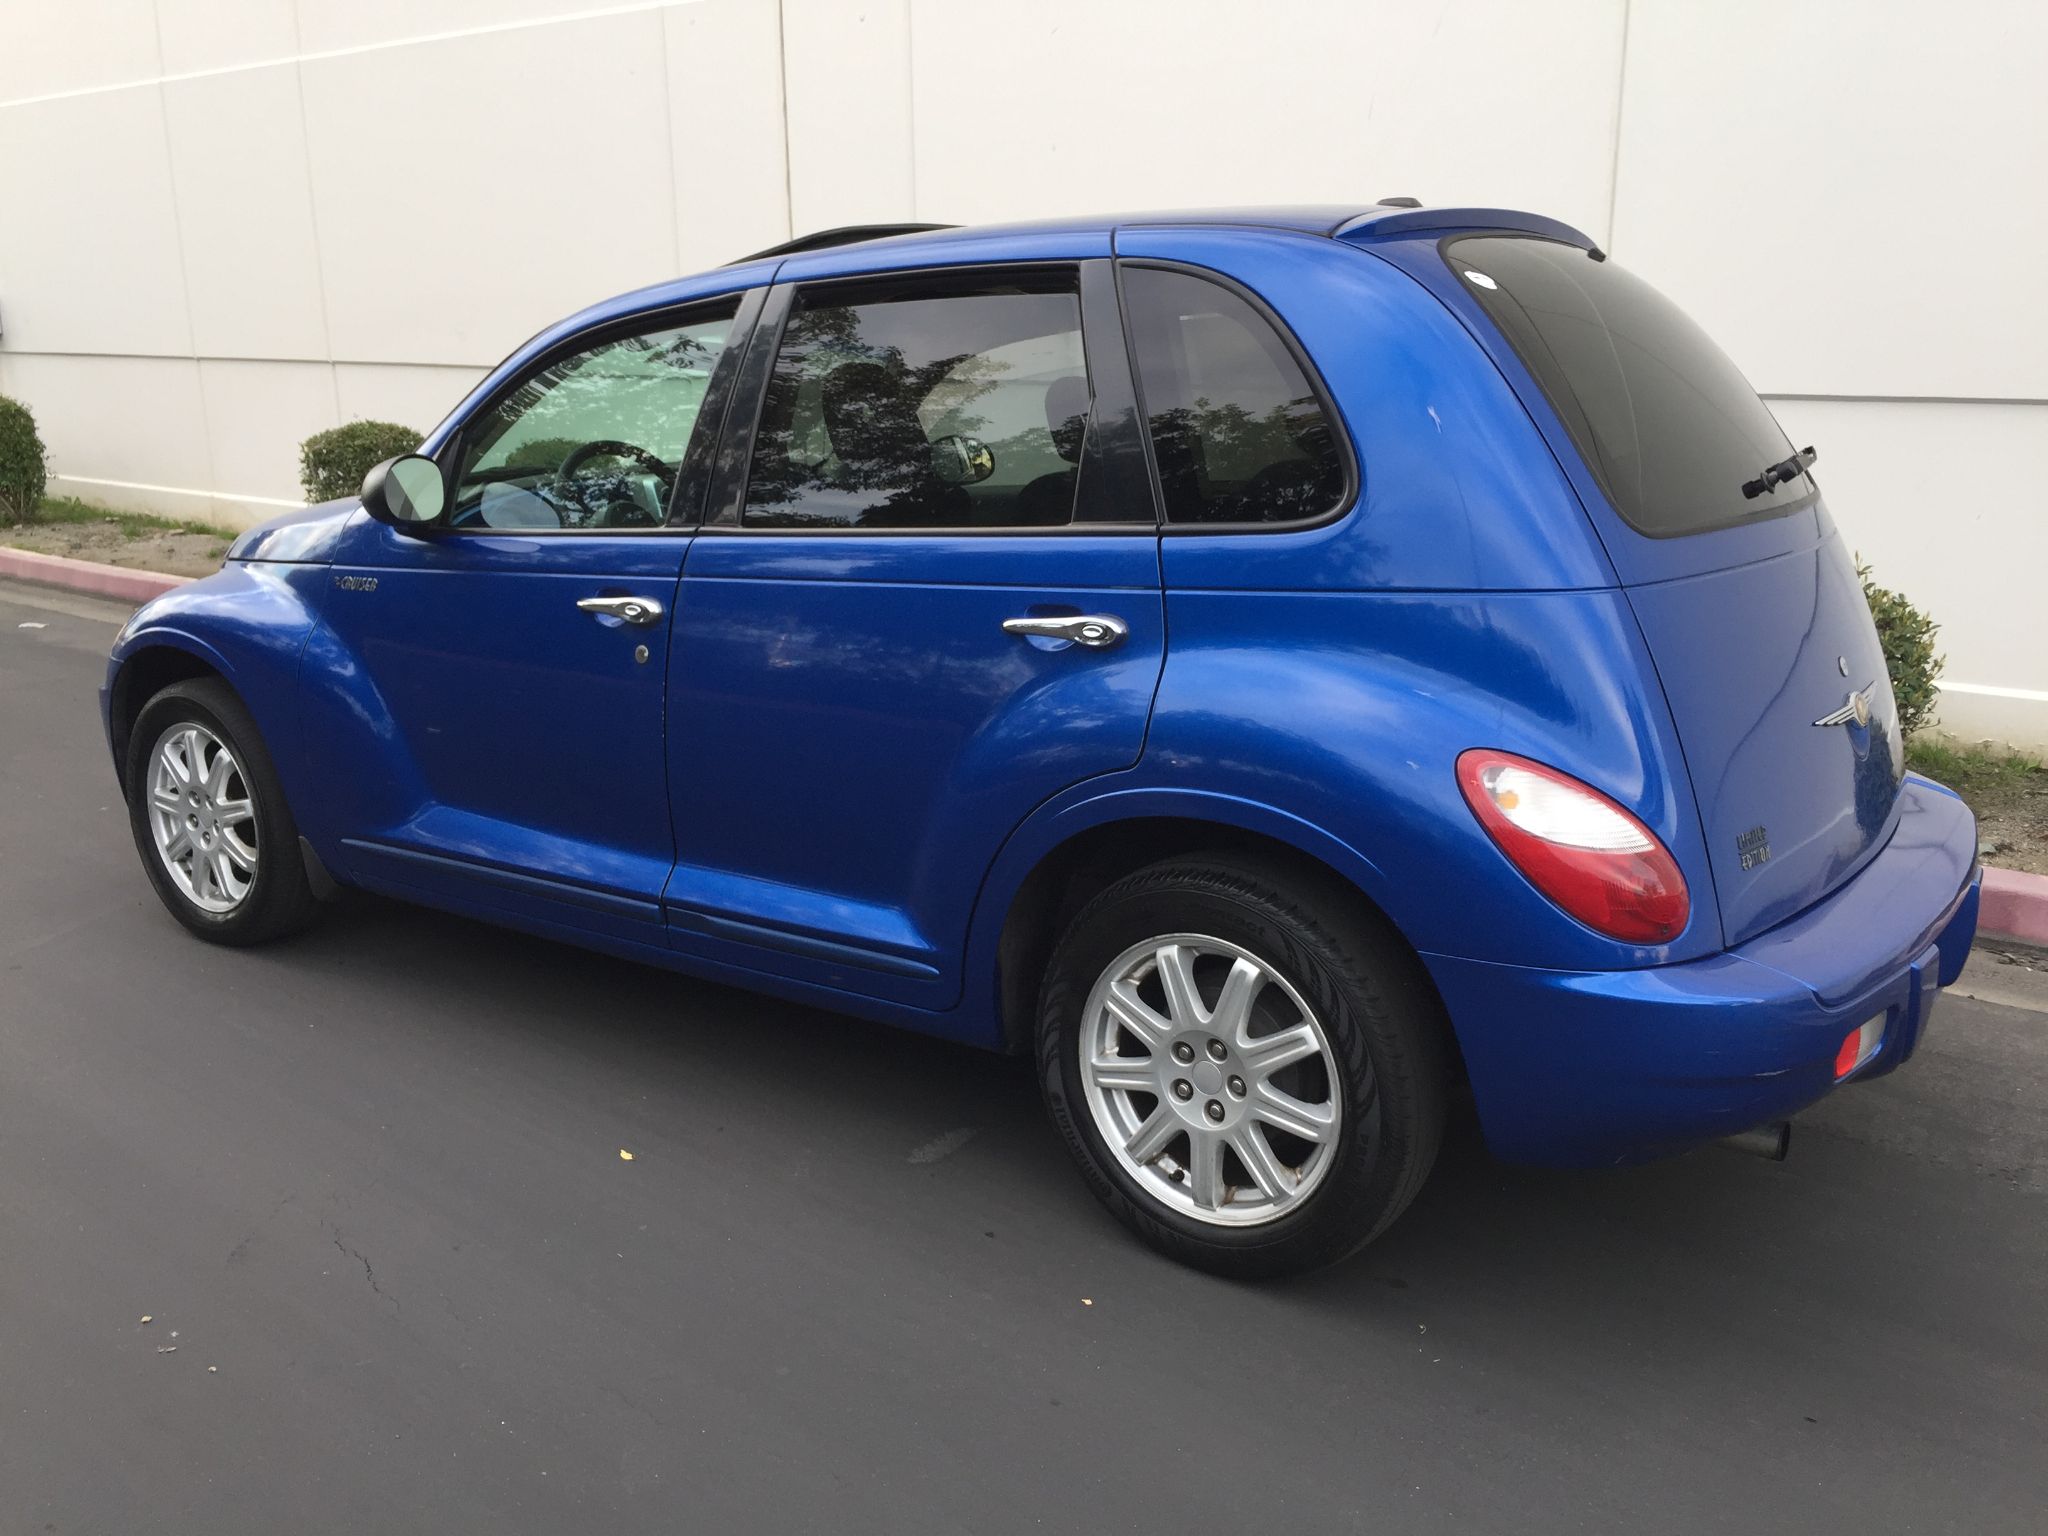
[360,454,446,530]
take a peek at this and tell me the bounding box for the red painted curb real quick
[1980,865,2048,950]
[0,546,191,605]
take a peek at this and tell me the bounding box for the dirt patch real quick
[1,515,235,580]
[1962,775,2048,877]
[1910,739,2048,876]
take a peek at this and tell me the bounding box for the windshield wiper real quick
[1742,445,1817,500]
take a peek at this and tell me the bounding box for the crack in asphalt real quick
[332,1234,400,1315]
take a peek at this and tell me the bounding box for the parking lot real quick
[4,578,2045,1534]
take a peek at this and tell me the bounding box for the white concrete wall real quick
[0,0,2042,745]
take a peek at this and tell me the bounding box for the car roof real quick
[515,202,1595,372]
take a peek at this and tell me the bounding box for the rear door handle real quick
[1001,613,1128,649]
[577,595,664,627]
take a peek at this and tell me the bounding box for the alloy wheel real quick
[146,722,259,914]
[1078,933,1342,1227]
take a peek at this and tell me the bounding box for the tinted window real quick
[450,310,734,530]
[1448,236,1813,538]
[744,274,1089,530]
[1122,267,1344,525]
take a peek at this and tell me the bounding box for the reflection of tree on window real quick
[744,280,1089,530]
[1146,397,1341,525]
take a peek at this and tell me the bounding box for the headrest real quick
[1043,375,1089,463]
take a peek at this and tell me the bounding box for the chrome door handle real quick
[1001,613,1128,649]
[577,595,664,626]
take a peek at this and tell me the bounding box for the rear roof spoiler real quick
[1335,206,1597,249]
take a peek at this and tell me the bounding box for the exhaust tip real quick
[1718,1121,1792,1162]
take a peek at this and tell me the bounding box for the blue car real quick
[102,205,1980,1275]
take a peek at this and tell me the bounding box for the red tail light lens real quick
[1456,750,1690,944]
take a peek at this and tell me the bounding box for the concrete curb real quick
[0,545,191,604]
[1980,865,2048,950]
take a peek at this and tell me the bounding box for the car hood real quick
[226,498,360,564]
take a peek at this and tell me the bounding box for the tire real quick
[124,677,319,946]
[1038,855,1448,1278]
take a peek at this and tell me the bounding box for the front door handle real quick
[577,594,664,626]
[1001,613,1128,649]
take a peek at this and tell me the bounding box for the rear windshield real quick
[1447,235,1814,538]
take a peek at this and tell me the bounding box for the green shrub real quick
[0,394,49,525]
[299,420,423,503]
[1859,558,1944,737]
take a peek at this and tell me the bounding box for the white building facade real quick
[1,0,2042,744]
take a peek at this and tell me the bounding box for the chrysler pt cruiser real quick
[102,205,1981,1276]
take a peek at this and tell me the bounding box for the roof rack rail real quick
[730,223,958,265]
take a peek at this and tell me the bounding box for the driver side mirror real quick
[360,454,446,531]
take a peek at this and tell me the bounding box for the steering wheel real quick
[554,439,671,526]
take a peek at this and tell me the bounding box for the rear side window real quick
[744,272,1089,530]
[1122,267,1345,525]
[1448,235,1813,538]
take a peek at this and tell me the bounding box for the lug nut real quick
[1172,1079,1194,1101]
[1172,1041,1195,1064]
[1206,1039,1228,1062]
[1205,1100,1225,1122]
[1227,1075,1246,1097]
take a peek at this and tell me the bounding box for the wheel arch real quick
[108,635,238,792]
[973,788,1449,1059]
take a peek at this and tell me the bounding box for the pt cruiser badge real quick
[1814,683,1877,729]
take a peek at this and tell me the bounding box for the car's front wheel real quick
[1038,856,1449,1278]
[125,677,318,945]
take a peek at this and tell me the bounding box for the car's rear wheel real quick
[1038,855,1448,1278]
[125,678,318,945]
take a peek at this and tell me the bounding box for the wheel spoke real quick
[1185,1130,1225,1210]
[161,827,192,862]
[1123,1107,1181,1166]
[150,784,184,815]
[1154,942,1205,1028]
[216,847,254,901]
[1088,1054,1156,1095]
[183,727,209,787]
[1228,1123,1296,1201]
[1210,956,1268,1038]
[205,748,236,799]
[1241,1022,1322,1080]
[220,826,259,874]
[1103,979,1173,1053]
[1252,1082,1335,1144]
[215,796,254,829]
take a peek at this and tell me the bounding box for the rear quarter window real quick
[1122,266,1346,526]
[1448,235,1815,539]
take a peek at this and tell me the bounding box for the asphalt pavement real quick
[3,578,2044,1534]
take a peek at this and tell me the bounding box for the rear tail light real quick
[1457,750,1690,944]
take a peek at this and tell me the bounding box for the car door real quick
[665,258,1165,1009]
[311,293,757,941]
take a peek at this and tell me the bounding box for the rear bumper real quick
[1425,776,1980,1167]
